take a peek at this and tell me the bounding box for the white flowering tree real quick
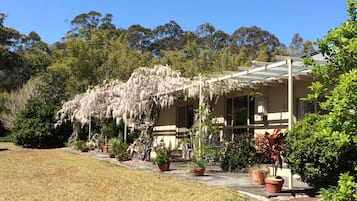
[57,65,241,160]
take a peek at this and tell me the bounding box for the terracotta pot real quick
[156,162,170,172]
[250,168,268,185]
[193,167,205,176]
[102,145,108,153]
[265,176,284,193]
[115,154,129,161]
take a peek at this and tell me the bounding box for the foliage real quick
[287,70,357,188]
[191,103,217,162]
[311,0,357,90]
[319,172,357,201]
[12,68,71,148]
[12,98,71,148]
[152,143,171,166]
[75,140,88,151]
[254,129,287,177]
[0,78,40,131]
[108,138,128,157]
[285,0,357,189]
[230,26,283,62]
[194,159,206,168]
[220,133,259,172]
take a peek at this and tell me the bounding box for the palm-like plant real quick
[255,128,287,177]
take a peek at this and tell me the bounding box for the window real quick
[225,96,252,139]
[296,98,315,121]
[177,105,194,128]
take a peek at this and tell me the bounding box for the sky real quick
[1,0,349,46]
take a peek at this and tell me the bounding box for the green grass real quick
[0,143,245,201]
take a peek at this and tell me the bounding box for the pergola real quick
[206,58,311,129]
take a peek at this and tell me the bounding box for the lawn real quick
[0,143,245,201]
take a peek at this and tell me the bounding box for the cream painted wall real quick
[152,78,313,148]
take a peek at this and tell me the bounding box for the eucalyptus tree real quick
[0,13,29,92]
[18,31,52,76]
[195,22,216,50]
[127,24,153,53]
[67,11,117,40]
[230,26,282,62]
[211,30,230,52]
[150,20,185,57]
[288,33,315,56]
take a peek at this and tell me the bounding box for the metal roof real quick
[158,54,327,96]
[206,59,313,86]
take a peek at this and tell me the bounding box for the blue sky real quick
[1,0,348,46]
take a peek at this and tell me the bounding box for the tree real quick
[12,69,72,148]
[57,65,191,160]
[230,26,282,61]
[127,24,152,53]
[0,13,30,92]
[286,0,357,189]
[288,33,315,56]
[0,78,40,131]
[150,20,185,56]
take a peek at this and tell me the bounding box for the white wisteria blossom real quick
[56,65,242,160]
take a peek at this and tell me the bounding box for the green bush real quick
[220,133,259,172]
[285,69,357,188]
[12,98,71,148]
[319,172,357,201]
[75,140,87,151]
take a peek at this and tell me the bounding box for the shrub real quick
[285,69,357,188]
[12,98,71,148]
[319,172,357,201]
[220,133,259,172]
[75,140,87,151]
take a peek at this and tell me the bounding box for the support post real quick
[287,58,293,189]
[288,58,294,130]
[198,74,202,159]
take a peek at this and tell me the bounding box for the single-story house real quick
[152,53,326,151]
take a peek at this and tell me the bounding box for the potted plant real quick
[109,138,129,161]
[255,128,287,193]
[75,140,90,152]
[190,103,217,176]
[152,144,171,172]
[192,159,206,176]
[249,164,269,185]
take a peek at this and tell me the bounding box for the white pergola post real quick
[123,114,127,143]
[198,74,202,159]
[287,58,293,189]
[88,113,92,141]
[288,58,294,130]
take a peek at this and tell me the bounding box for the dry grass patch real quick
[0,143,245,201]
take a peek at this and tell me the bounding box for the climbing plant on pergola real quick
[57,65,240,160]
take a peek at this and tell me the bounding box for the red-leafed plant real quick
[254,128,288,177]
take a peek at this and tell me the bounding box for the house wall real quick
[152,77,313,149]
[254,79,312,134]
[154,105,177,149]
